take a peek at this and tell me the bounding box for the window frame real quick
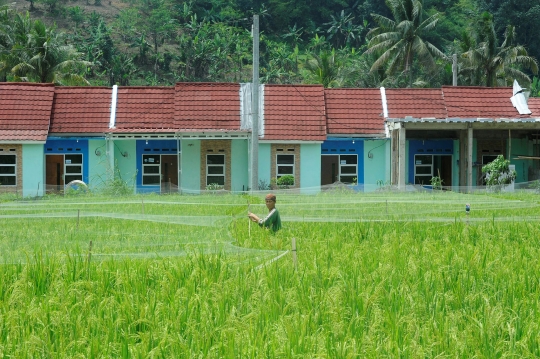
[64,154,83,184]
[142,154,161,186]
[338,154,357,184]
[206,154,225,186]
[0,154,17,186]
[414,154,433,185]
[276,153,295,182]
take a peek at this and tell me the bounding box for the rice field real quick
[1,189,540,357]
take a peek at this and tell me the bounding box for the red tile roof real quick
[50,87,111,133]
[442,86,531,119]
[525,97,540,118]
[0,82,54,141]
[385,88,447,119]
[114,87,175,132]
[263,85,326,141]
[175,83,241,131]
[325,88,384,135]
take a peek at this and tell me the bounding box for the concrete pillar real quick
[467,126,473,192]
[391,129,398,185]
[459,130,467,188]
[398,126,406,190]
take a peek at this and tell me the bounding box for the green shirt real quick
[258,208,281,232]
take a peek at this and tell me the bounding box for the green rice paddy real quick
[1,190,540,357]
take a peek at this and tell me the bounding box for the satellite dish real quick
[510,80,532,115]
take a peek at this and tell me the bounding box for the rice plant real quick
[1,190,540,357]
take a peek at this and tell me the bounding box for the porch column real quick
[398,126,406,190]
[467,125,473,192]
[107,136,115,181]
[391,128,398,185]
[459,130,467,188]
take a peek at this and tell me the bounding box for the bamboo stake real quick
[248,201,251,237]
[87,240,93,279]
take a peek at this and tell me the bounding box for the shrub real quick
[482,155,516,192]
[277,175,294,188]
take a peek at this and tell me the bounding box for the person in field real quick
[248,193,282,232]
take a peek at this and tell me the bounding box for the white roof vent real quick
[510,80,531,115]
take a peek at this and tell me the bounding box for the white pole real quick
[250,15,259,192]
[248,201,251,237]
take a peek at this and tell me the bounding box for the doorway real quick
[414,154,452,186]
[161,154,178,193]
[321,155,339,185]
[45,154,83,193]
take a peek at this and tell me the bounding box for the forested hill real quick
[1,0,539,92]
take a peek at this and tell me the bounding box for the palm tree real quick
[364,0,445,87]
[460,12,538,87]
[9,19,92,85]
[303,49,346,88]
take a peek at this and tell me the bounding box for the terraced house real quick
[1,81,540,196]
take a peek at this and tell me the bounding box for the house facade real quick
[1,81,540,196]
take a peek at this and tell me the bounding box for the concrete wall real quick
[258,143,271,189]
[231,139,249,192]
[88,139,110,191]
[300,143,321,193]
[364,139,389,192]
[510,137,530,183]
[22,144,44,197]
[181,139,200,193]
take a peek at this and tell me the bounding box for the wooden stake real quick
[87,240,93,279]
[77,209,80,230]
[292,237,297,270]
[248,201,251,237]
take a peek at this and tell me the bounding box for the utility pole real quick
[452,54,457,86]
[250,15,259,192]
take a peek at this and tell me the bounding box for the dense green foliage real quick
[0,0,538,88]
[1,192,540,356]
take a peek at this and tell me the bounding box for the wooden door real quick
[46,155,64,193]
[161,155,178,193]
[321,155,339,186]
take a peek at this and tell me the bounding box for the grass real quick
[1,190,540,357]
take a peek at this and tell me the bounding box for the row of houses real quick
[1,81,540,196]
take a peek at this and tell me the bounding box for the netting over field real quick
[1,183,540,263]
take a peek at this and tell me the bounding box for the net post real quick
[77,209,80,230]
[87,240,93,279]
[292,237,297,271]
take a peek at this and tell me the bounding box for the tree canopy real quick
[0,0,538,89]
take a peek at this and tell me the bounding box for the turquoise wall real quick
[300,143,321,193]
[231,139,249,192]
[364,139,389,192]
[181,139,200,193]
[22,144,44,197]
[115,140,137,193]
[258,143,271,189]
[510,138,530,183]
[88,139,109,191]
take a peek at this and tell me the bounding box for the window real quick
[143,154,161,185]
[64,154,83,184]
[277,154,294,181]
[207,154,225,186]
[414,155,433,185]
[0,155,16,186]
[339,155,357,183]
